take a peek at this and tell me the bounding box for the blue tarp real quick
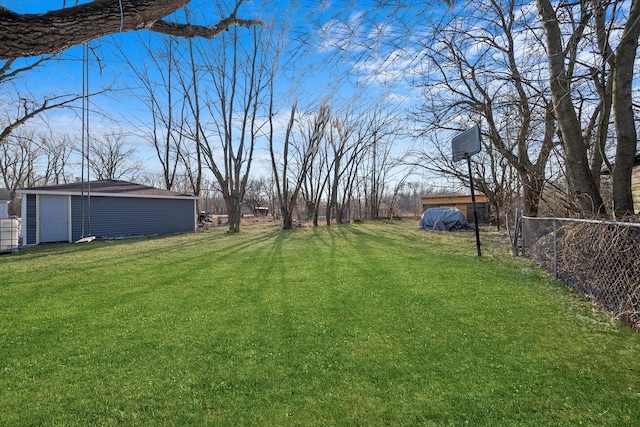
[419,207,468,231]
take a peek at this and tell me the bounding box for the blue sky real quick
[3,0,438,109]
[1,0,455,187]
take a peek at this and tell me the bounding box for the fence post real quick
[521,218,527,257]
[553,218,557,278]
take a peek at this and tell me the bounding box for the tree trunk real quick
[226,193,241,233]
[282,209,294,230]
[611,0,640,217]
[305,200,314,222]
[591,0,615,192]
[523,174,545,217]
[526,105,556,217]
[535,0,605,215]
[326,184,335,226]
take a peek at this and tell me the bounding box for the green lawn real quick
[1,221,639,426]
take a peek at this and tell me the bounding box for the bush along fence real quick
[521,216,640,332]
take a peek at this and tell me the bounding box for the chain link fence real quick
[521,216,640,332]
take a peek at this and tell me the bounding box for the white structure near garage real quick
[16,180,199,246]
[0,189,10,219]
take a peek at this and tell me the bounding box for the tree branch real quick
[0,57,52,83]
[0,0,260,59]
[150,17,262,39]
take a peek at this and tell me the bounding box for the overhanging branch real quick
[150,17,262,39]
[0,0,261,59]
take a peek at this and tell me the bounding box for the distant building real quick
[633,156,640,213]
[601,153,640,214]
[254,206,269,216]
[421,194,490,223]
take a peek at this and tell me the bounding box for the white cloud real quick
[316,11,367,53]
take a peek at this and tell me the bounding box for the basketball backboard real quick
[451,125,481,162]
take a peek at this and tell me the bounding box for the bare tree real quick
[270,101,330,229]
[412,0,560,220]
[0,34,109,194]
[270,101,300,229]
[243,176,271,216]
[356,107,404,220]
[0,128,39,205]
[533,0,640,217]
[301,106,332,226]
[85,130,144,180]
[0,127,73,212]
[1,90,86,151]
[122,35,187,190]
[324,109,372,225]
[39,132,73,185]
[333,114,384,225]
[365,137,415,220]
[197,26,269,232]
[394,181,437,217]
[534,0,605,215]
[309,0,640,219]
[609,0,640,217]
[175,28,204,199]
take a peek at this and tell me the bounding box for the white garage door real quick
[40,195,69,243]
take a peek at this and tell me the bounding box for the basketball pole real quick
[466,153,482,257]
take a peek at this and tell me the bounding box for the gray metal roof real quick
[0,189,11,201]
[16,180,198,200]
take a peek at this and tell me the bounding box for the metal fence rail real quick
[521,216,640,332]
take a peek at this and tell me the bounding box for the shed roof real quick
[16,180,198,200]
[0,189,10,201]
[421,194,489,204]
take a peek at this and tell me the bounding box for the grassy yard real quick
[1,220,639,426]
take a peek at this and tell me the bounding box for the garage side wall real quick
[71,196,195,241]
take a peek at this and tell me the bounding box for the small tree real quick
[85,130,144,181]
[270,102,330,230]
[197,26,269,233]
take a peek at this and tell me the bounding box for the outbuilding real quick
[631,154,640,213]
[421,194,490,223]
[601,153,640,214]
[16,180,198,246]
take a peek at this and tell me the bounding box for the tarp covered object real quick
[419,207,468,231]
